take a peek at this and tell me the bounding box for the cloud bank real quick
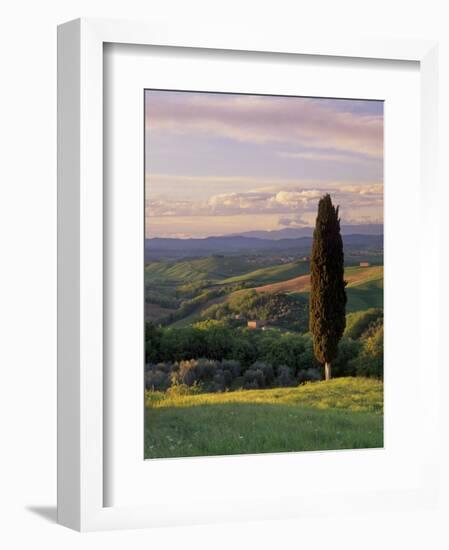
[146,182,383,220]
[146,92,383,159]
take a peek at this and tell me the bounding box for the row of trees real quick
[145,308,383,393]
[145,358,323,393]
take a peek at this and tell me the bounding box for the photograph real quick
[143,90,384,459]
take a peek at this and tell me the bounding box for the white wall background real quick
[0,1,448,548]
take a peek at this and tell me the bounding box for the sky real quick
[145,90,383,238]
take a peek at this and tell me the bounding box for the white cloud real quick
[147,183,383,221]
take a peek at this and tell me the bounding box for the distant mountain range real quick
[145,230,383,260]
[230,224,383,240]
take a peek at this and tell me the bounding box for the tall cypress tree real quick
[309,194,346,380]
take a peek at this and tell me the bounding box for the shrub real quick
[210,371,227,392]
[294,335,321,372]
[243,368,265,389]
[144,390,165,407]
[331,338,362,377]
[359,317,383,341]
[173,358,219,387]
[258,332,308,372]
[145,322,162,363]
[297,367,322,384]
[344,308,383,340]
[194,321,234,360]
[145,369,171,391]
[249,361,274,385]
[231,337,258,367]
[166,383,202,397]
[145,363,172,391]
[220,359,241,379]
[352,325,383,378]
[275,365,295,387]
[159,327,207,362]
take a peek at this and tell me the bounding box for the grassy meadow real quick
[144,90,384,460]
[145,378,383,458]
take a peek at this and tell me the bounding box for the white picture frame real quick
[57,17,440,531]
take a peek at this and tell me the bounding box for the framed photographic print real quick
[58,18,441,531]
[143,89,384,460]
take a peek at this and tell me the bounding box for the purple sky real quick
[145,90,383,238]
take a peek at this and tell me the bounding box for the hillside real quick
[219,259,310,286]
[145,255,258,283]
[253,265,383,295]
[145,377,383,458]
[167,265,383,327]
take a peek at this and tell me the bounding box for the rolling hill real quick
[145,255,258,283]
[167,265,383,327]
[252,265,383,295]
[219,259,310,286]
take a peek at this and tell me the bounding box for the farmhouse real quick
[359,261,370,267]
[247,320,267,330]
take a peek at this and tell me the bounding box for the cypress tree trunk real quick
[309,194,347,381]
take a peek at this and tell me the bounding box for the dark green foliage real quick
[220,359,241,379]
[359,317,383,341]
[145,322,163,364]
[198,321,235,360]
[275,365,296,387]
[309,194,347,365]
[162,288,225,325]
[231,337,259,367]
[242,361,274,389]
[145,322,324,376]
[145,364,172,391]
[257,332,315,373]
[201,290,309,332]
[144,317,381,391]
[243,368,266,389]
[145,289,179,309]
[330,338,362,377]
[175,359,217,386]
[255,362,275,385]
[159,326,207,361]
[297,367,322,384]
[344,308,383,340]
[351,324,383,379]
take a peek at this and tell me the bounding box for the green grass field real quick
[145,256,263,283]
[144,377,383,459]
[220,260,310,286]
[346,278,384,312]
[167,265,383,327]
[285,266,383,313]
